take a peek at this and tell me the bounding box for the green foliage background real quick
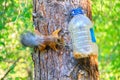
[0,0,120,80]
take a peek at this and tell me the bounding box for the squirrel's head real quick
[55,37,64,47]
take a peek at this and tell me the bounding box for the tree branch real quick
[1,57,21,80]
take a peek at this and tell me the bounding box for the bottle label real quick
[90,28,96,42]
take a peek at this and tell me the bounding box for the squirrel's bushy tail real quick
[20,31,44,47]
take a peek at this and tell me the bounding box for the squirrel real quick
[20,29,64,51]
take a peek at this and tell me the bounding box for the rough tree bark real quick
[32,0,99,80]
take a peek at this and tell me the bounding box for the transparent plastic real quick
[68,14,98,59]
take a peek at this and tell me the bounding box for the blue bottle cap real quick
[71,8,84,16]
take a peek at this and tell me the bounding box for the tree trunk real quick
[32,0,99,80]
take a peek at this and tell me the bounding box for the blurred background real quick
[0,0,120,80]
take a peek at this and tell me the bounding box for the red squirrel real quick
[20,29,64,51]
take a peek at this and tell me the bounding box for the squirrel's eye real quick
[57,39,60,42]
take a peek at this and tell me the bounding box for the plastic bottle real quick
[68,8,98,59]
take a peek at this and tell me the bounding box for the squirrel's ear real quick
[34,29,42,36]
[52,29,61,37]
